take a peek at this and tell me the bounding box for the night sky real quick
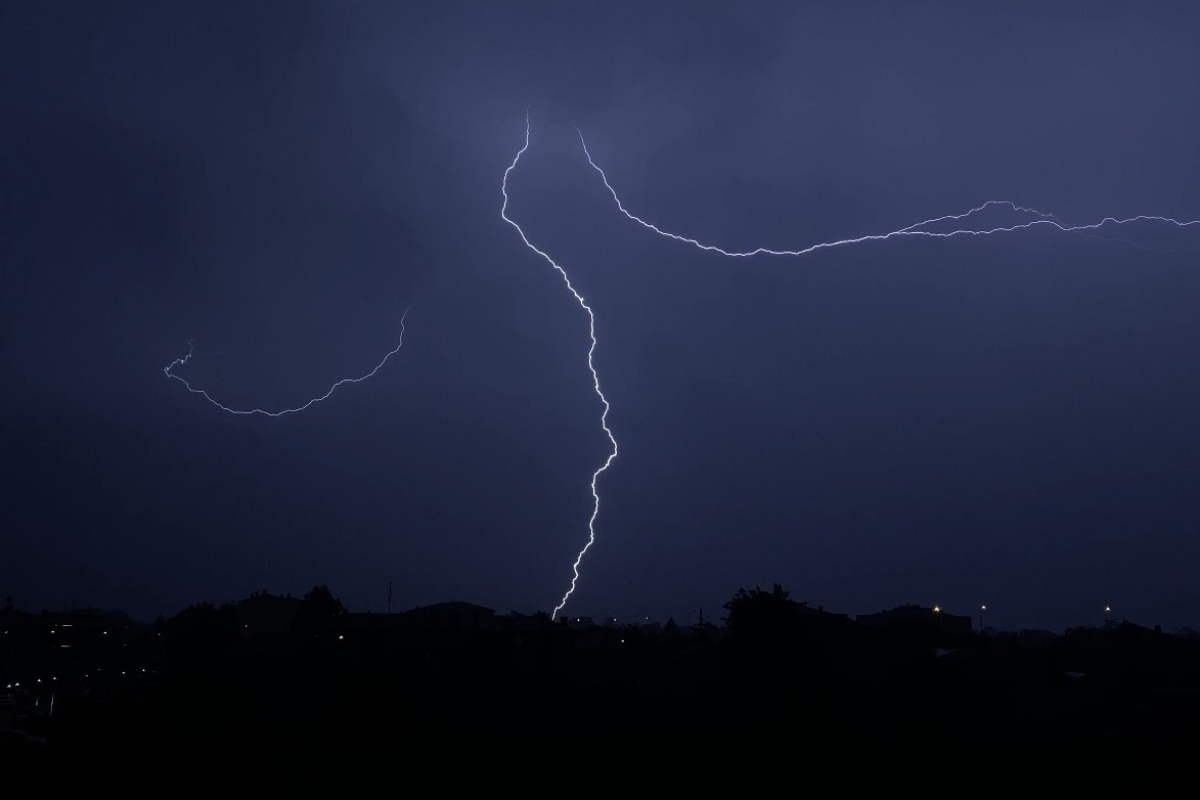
[4,1,1200,631]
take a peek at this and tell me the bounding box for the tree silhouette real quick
[722,583,803,641]
[292,585,346,638]
[720,583,831,720]
[163,601,239,666]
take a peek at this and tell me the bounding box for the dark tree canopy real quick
[162,601,239,662]
[292,585,347,637]
[723,583,804,640]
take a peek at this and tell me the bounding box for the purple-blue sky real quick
[3,1,1200,631]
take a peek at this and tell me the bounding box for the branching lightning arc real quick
[516,121,1199,617]
[502,115,619,621]
[164,306,410,417]
[574,129,1200,255]
[164,110,1200,621]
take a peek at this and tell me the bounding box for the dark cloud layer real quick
[3,1,1200,630]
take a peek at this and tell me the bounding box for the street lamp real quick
[979,605,987,633]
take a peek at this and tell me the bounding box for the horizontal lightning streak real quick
[575,129,1200,257]
[502,114,618,621]
[164,307,410,417]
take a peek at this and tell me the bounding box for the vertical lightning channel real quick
[502,114,618,620]
[164,307,410,416]
[555,124,1200,622]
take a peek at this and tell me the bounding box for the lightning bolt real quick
[575,129,1200,256]
[165,114,1196,622]
[164,306,410,417]
[502,114,619,620]
[533,124,1198,617]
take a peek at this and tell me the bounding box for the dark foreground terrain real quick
[4,586,1199,751]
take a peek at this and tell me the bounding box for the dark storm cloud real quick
[3,1,1199,631]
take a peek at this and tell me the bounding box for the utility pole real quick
[387,581,392,615]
